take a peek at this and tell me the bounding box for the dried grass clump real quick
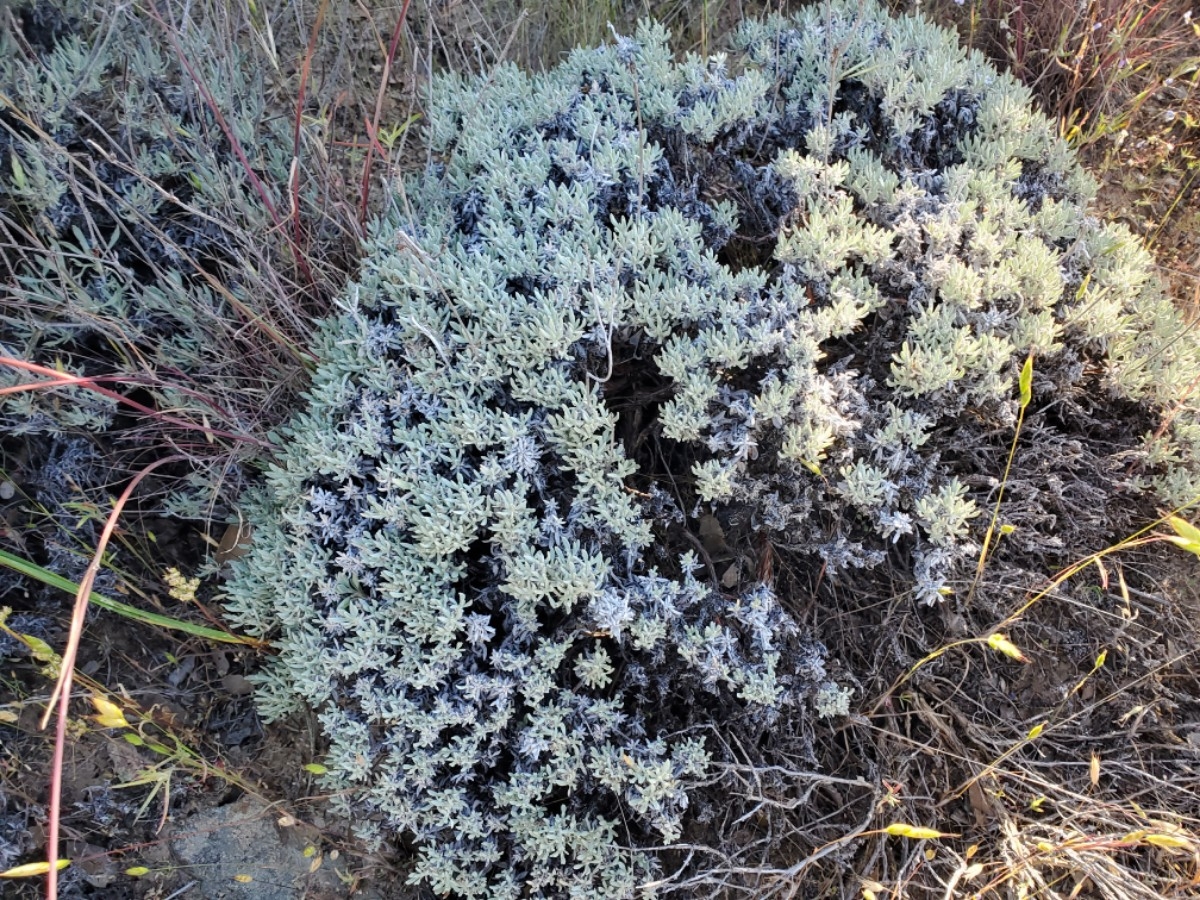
[0,0,360,500]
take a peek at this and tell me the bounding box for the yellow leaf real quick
[1027,722,1045,740]
[20,633,60,676]
[999,523,1016,535]
[1144,833,1193,851]
[965,844,978,860]
[233,874,253,883]
[1094,649,1106,669]
[1167,515,1200,544]
[986,633,1028,663]
[303,763,327,775]
[303,845,316,859]
[91,694,131,730]
[0,860,71,878]
[1165,517,1200,556]
[924,848,936,861]
[1030,796,1047,812]
[1019,355,1033,408]
[1165,534,1200,556]
[884,823,955,840]
[124,866,150,877]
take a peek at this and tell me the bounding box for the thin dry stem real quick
[42,455,184,900]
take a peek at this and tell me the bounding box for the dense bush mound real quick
[224,1,1200,896]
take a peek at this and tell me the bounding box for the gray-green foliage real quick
[225,0,1200,895]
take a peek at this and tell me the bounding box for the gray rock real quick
[165,796,383,899]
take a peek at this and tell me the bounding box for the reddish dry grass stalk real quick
[144,0,317,288]
[988,0,1196,134]
[291,0,331,261]
[359,0,414,225]
[40,455,185,900]
[0,356,272,448]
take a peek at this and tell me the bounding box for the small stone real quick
[221,673,254,696]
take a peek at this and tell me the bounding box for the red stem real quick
[43,455,186,900]
[291,0,329,262]
[145,1,316,288]
[359,0,413,224]
[0,356,271,448]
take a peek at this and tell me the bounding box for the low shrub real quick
[223,1,1200,895]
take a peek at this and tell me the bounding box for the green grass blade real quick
[0,548,255,645]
